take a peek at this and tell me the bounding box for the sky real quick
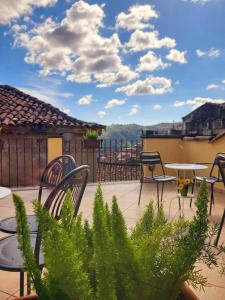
[0,0,225,126]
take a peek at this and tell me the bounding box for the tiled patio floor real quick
[0,181,225,299]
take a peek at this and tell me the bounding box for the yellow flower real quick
[184,179,190,185]
[178,183,184,190]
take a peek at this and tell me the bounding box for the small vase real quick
[180,185,188,197]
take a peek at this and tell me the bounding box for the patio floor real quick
[0,181,225,299]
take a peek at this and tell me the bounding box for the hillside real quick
[101,122,182,141]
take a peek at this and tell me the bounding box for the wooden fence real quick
[0,135,141,187]
[0,134,47,187]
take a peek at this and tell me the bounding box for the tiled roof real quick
[0,85,104,129]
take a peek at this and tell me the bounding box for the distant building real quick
[182,103,225,136]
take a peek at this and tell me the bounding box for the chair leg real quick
[214,209,225,247]
[178,196,181,210]
[27,273,31,294]
[209,184,214,216]
[157,182,160,209]
[20,271,24,296]
[161,182,164,202]
[190,180,195,208]
[138,180,143,205]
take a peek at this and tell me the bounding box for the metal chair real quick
[138,151,176,208]
[214,155,225,246]
[0,155,76,233]
[195,153,225,215]
[0,165,89,296]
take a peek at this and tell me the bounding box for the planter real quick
[180,282,199,300]
[16,283,199,300]
[16,295,38,300]
[83,139,101,149]
[180,185,189,197]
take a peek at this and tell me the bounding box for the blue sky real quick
[0,0,225,125]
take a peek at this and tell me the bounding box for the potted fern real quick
[14,182,224,300]
[83,129,101,149]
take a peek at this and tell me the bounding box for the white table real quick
[0,187,11,199]
[164,163,208,171]
[164,163,208,213]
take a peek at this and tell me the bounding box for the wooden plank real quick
[39,136,47,184]
[32,136,40,186]
[24,137,33,186]
[17,136,25,186]
[1,136,10,187]
[0,138,3,185]
[9,136,18,187]
[1,137,9,186]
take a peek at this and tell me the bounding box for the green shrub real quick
[84,129,99,140]
[14,181,225,300]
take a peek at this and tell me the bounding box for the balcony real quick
[0,181,225,299]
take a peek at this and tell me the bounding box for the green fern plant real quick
[14,181,225,300]
[84,129,99,140]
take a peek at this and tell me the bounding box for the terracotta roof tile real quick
[0,85,104,129]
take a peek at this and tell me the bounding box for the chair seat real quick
[153,175,176,182]
[0,234,43,272]
[195,176,219,184]
[0,215,37,234]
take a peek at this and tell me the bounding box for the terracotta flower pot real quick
[83,139,101,149]
[16,283,199,300]
[181,282,199,300]
[16,295,38,300]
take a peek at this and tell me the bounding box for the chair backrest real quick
[38,155,76,201]
[210,152,225,179]
[217,155,225,186]
[43,165,89,218]
[35,165,89,263]
[140,151,164,176]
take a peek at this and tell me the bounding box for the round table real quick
[164,163,208,212]
[0,187,11,199]
[164,163,208,171]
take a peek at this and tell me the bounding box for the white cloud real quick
[95,66,138,88]
[153,104,161,110]
[18,87,56,104]
[196,48,221,58]
[208,48,221,57]
[125,30,176,52]
[166,49,187,64]
[137,51,169,72]
[78,94,92,105]
[0,0,57,24]
[184,0,210,4]
[61,108,71,114]
[207,84,220,90]
[116,76,172,96]
[115,4,159,31]
[17,85,73,105]
[97,111,107,118]
[207,80,225,90]
[128,105,140,116]
[174,97,225,110]
[12,1,136,87]
[196,49,205,57]
[105,99,127,109]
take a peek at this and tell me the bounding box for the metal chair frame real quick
[0,165,89,296]
[195,152,225,215]
[138,151,176,208]
[0,155,76,234]
[214,155,225,246]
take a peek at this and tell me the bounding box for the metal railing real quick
[97,139,141,182]
[0,137,142,187]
